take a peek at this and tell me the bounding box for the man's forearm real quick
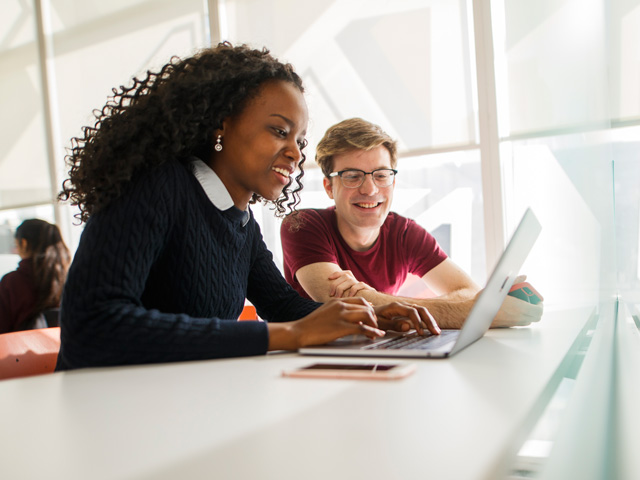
[356,289,475,329]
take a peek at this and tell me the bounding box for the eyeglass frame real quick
[327,168,398,188]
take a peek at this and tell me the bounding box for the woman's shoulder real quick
[136,160,193,189]
[90,160,195,224]
[125,160,196,205]
[0,260,34,289]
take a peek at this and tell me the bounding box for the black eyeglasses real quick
[328,168,398,188]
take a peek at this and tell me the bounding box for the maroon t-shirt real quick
[281,207,447,299]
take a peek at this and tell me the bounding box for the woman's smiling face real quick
[209,80,308,209]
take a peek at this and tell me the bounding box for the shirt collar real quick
[190,158,250,226]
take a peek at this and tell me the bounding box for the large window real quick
[0,3,51,211]
[1,0,639,307]
[0,0,209,271]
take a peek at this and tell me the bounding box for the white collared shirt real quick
[190,158,250,227]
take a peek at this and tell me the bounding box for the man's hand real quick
[489,275,543,328]
[328,269,374,298]
[373,302,441,336]
[492,295,543,327]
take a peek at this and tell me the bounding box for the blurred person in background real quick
[0,219,71,333]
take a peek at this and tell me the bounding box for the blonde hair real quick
[315,118,397,177]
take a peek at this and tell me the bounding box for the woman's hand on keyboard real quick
[270,298,385,350]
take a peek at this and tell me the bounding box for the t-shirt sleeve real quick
[280,210,340,282]
[402,218,448,278]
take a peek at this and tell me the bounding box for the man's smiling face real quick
[323,145,395,238]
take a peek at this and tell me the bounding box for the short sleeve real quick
[280,209,340,284]
[401,218,448,278]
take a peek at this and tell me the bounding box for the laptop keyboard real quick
[365,330,458,350]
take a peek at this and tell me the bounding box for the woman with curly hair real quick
[0,219,70,333]
[55,43,437,370]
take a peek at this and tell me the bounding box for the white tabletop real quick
[0,307,592,480]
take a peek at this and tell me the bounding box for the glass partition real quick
[500,132,616,308]
[613,128,640,304]
[493,0,639,477]
[495,0,616,309]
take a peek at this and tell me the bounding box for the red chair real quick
[0,327,61,380]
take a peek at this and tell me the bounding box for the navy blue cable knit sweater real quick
[56,160,319,370]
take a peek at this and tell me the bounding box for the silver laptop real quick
[299,208,542,358]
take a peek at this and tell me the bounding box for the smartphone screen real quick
[282,362,416,380]
[301,363,398,371]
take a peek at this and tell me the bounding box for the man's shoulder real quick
[384,211,421,230]
[282,207,334,231]
[299,207,335,220]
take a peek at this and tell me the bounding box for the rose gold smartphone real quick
[282,362,416,380]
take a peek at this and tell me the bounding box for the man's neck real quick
[335,214,381,252]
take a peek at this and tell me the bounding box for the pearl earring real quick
[214,135,223,152]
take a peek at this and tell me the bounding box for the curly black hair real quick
[59,42,307,223]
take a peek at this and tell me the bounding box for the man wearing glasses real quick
[280,118,541,328]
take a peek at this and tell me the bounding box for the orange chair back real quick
[0,327,61,380]
[238,305,258,321]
